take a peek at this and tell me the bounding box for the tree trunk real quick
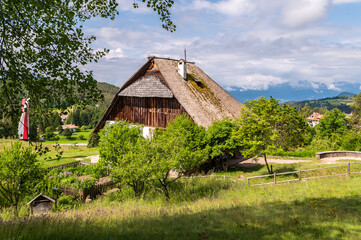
[13,204,18,217]
[264,153,272,174]
[223,150,230,172]
[159,180,170,201]
[132,181,145,197]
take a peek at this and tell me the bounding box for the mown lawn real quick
[0,138,99,167]
[2,176,361,239]
[42,129,93,144]
[218,159,361,185]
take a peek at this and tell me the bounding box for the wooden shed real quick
[93,56,245,132]
[27,193,55,214]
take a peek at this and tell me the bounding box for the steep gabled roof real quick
[94,57,245,132]
[154,58,244,127]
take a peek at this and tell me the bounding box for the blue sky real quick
[83,0,361,100]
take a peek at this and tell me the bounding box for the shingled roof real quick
[119,74,173,98]
[94,56,245,132]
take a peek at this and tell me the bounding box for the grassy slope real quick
[43,129,93,144]
[286,96,354,113]
[2,176,361,239]
[0,138,99,167]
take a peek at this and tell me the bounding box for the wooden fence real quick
[182,162,361,187]
[61,180,119,201]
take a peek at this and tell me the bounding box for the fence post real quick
[247,178,250,185]
[298,170,301,182]
[224,175,226,180]
[348,162,351,177]
[274,172,276,185]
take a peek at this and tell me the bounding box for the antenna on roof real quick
[184,48,187,61]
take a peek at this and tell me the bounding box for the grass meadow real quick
[0,138,99,167]
[2,138,361,239]
[2,176,361,239]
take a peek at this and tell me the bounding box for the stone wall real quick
[316,151,361,160]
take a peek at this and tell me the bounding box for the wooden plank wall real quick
[108,96,188,128]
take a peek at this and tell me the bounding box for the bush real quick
[341,131,361,151]
[45,127,55,141]
[269,149,315,158]
[88,133,100,148]
[57,125,63,134]
[57,195,77,210]
[79,135,85,140]
[80,125,87,132]
[63,128,72,139]
[304,136,339,152]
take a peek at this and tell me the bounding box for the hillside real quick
[285,95,355,113]
[337,92,355,97]
[96,82,119,108]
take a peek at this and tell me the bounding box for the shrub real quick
[57,125,63,134]
[63,128,72,139]
[88,133,100,148]
[79,135,85,140]
[45,127,55,140]
[80,125,87,132]
[57,195,77,210]
[341,131,361,151]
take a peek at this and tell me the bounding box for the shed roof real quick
[27,193,55,205]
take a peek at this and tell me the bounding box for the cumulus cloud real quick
[104,48,126,59]
[191,0,254,16]
[333,0,361,4]
[327,83,342,91]
[282,0,332,27]
[236,74,287,91]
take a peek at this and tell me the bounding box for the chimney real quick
[178,59,187,80]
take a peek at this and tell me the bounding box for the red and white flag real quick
[18,98,29,140]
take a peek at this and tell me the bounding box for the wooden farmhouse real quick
[93,56,244,132]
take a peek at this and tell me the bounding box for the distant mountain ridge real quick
[337,92,355,97]
[285,94,355,113]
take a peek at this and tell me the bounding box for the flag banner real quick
[18,98,28,140]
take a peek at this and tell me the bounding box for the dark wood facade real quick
[107,96,189,128]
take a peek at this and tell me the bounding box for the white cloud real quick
[333,0,361,4]
[327,83,342,91]
[282,0,332,27]
[191,0,254,16]
[104,48,125,59]
[224,74,287,91]
[117,0,151,13]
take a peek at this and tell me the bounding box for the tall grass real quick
[2,176,361,239]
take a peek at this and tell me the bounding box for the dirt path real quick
[231,156,361,168]
[231,157,312,168]
[319,157,361,164]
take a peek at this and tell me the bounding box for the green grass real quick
[38,146,99,168]
[2,176,361,239]
[1,138,99,167]
[43,129,93,144]
[217,159,361,185]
